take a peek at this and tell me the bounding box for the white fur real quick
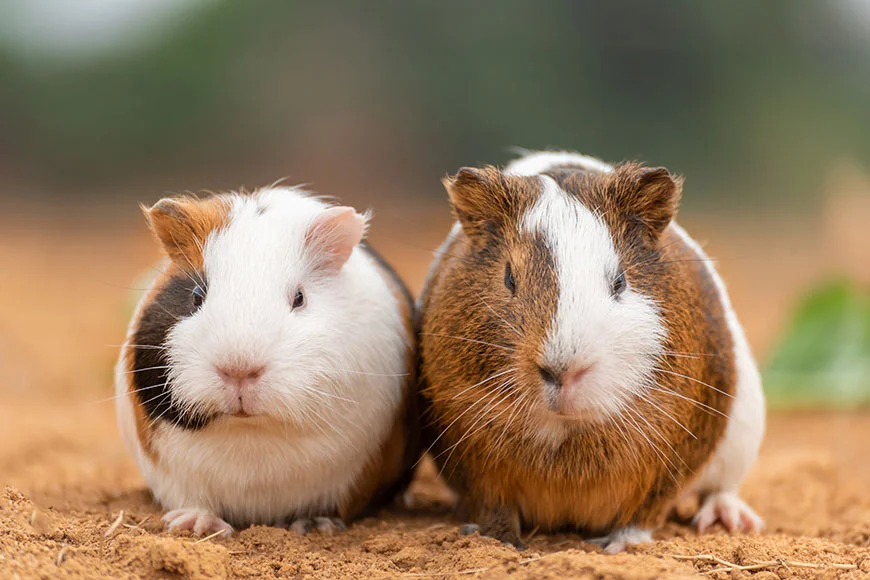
[116,187,409,527]
[589,526,653,554]
[505,150,613,176]
[670,223,766,498]
[509,151,765,507]
[523,176,666,421]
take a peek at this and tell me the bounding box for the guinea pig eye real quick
[504,262,516,295]
[192,284,206,309]
[291,289,305,311]
[611,270,627,298]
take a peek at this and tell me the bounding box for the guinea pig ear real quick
[625,167,683,242]
[305,206,368,273]
[144,197,228,269]
[443,166,511,240]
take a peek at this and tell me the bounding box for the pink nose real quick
[217,365,265,388]
[538,364,592,389]
[562,365,591,388]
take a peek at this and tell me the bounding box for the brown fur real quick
[418,163,735,545]
[144,196,232,270]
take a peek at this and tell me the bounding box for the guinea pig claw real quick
[459,523,525,549]
[162,508,234,537]
[587,527,653,554]
[288,517,347,535]
[694,492,764,534]
[315,516,347,534]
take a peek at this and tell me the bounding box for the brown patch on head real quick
[144,196,232,270]
[443,166,541,245]
[546,163,683,249]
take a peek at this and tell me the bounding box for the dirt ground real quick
[1,209,869,579]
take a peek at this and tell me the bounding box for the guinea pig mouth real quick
[230,410,253,418]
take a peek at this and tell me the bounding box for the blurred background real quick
[0,0,868,406]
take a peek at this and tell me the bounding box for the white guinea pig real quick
[115,187,419,536]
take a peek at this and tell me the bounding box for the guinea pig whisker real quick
[431,377,517,465]
[624,401,687,465]
[142,389,172,409]
[634,392,697,440]
[108,344,168,350]
[665,351,723,358]
[661,352,703,360]
[629,401,691,471]
[417,368,518,466]
[620,404,680,484]
[124,365,173,375]
[608,412,643,472]
[167,232,206,286]
[85,382,168,405]
[653,367,734,399]
[437,378,518,477]
[480,391,529,471]
[617,348,723,360]
[645,385,729,419]
[146,393,178,425]
[446,368,516,401]
[303,386,357,405]
[309,368,411,378]
[420,332,513,352]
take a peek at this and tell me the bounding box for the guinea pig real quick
[417,151,765,553]
[115,186,419,536]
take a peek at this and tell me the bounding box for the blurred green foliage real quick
[1,0,869,205]
[765,280,870,407]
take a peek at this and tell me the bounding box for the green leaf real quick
[764,279,870,407]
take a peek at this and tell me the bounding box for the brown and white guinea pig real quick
[416,151,765,553]
[115,186,419,536]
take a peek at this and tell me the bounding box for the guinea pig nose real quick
[217,364,266,384]
[538,365,561,388]
[562,365,591,387]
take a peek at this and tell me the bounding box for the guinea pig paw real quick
[588,527,653,554]
[162,508,234,537]
[459,523,525,549]
[287,517,347,535]
[694,492,764,534]
[314,516,347,535]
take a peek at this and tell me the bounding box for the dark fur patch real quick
[131,271,213,430]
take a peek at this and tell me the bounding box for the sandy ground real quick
[1,211,869,579]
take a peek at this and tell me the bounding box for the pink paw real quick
[694,492,764,534]
[588,526,653,554]
[162,508,234,537]
[286,516,347,535]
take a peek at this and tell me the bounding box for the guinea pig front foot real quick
[458,506,525,550]
[587,526,653,554]
[694,491,764,534]
[285,516,347,535]
[162,508,234,537]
